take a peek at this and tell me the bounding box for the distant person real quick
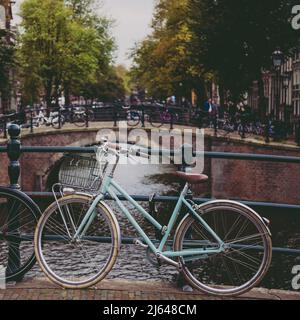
[204,98,218,134]
[167,96,176,106]
[204,98,213,113]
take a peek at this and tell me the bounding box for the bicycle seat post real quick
[179,144,195,200]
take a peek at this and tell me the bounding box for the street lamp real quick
[272,49,284,70]
[272,49,284,120]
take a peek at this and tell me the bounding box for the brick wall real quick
[209,139,300,204]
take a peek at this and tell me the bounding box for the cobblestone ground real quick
[0,278,300,300]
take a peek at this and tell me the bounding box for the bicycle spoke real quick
[36,197,118,287]
[177,204,272,295]
[0,189,38,280]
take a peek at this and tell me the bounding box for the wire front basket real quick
[59,154,108,193]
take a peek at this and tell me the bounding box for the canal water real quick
[28,158,300,292]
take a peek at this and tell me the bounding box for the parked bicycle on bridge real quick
[33,109,65,129]
[124,104,179,128]
[34,139,272,296]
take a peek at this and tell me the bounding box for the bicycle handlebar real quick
[100,140,149,159]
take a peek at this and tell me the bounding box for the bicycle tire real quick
[0,187,41,282]
[238,124,250,138]
[149,112,164,128]
[73,114,86,127]
[51,116,65,129]
[34,194,120,289]
[127,111,141,127]
[174,200,272,297]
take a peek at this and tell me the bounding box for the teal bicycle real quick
[34,141,272,296]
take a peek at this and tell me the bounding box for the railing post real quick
[58,108,62,129]
[170,108,174,130]
[85,106,89,128]
[141,105,145,128]
[70,105,74,124]
[30,108,34,133]
[296,118,300,147]
[242,122,245,139]
[265,116,270,144]
[6,124,22,281]
[3,117,7,139]
[114,105,118,127]
[7,124,21,186]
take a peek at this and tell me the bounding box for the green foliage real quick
[188,0,300,101]
[81,66,126,102]
[115,65,130,94]
[131,0,300,103]
[130,0,207,100]
[17,0,118,106]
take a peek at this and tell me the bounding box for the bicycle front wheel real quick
[34,194,120,289]
[149,111,164,128]
[51,117,63,129]
[0,187,40,282]
[174,200,272,296]
[238,124,250,138]
[73,114,86,127]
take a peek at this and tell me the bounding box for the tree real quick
[17,0,115,107]
[130,0,208,102]
[115,65,130,95]
[81,66,126,102]
[188,0,300,102]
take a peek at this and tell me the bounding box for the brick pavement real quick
[0,278,300,300]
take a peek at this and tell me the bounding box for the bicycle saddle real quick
[174,171,209,185]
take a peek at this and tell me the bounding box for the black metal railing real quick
[1,123,300,269]
[0,104,193,137]
[2,104,300,145]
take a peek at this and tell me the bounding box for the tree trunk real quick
[194,79,206,107]
[64,83,71,106]
[45,81,53,114]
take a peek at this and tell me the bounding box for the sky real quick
[12,0,155,67]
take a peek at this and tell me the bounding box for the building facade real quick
[248,49,300,132]
[0,0,13,114]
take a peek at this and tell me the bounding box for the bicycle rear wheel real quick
[127,111,141,127]
[73,114,86,127]
[34,194,120,289]
[174,200,272,296]
[0,187,40,282]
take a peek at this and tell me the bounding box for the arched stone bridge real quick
[1,123,300,205]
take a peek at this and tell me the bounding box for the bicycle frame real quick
[73,175,225,261]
